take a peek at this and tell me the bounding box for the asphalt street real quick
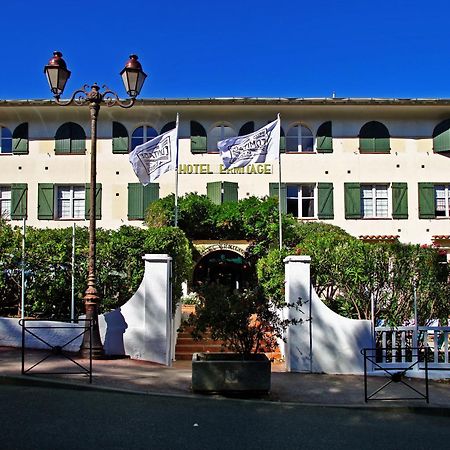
[1,384,450,450]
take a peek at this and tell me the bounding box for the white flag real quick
[218,118,280,169]
[129,125,178,185]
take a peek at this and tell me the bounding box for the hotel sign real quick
[178,163,272,175]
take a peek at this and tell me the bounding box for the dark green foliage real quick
[0,223,192,318]
[186,284,301,357]
[258,227,450,326]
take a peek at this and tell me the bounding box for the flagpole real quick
[277,113,283,251]
[174,113,179,227]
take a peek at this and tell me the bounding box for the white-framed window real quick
[209,124,236,153]
[0,126,12,154]
[131,125,158,150]
[435,185,450,217]
[286,124,314,152]
[57,186,85,219]
[0,186,11,219]
[287,184,316,218]
[361,184,389,218]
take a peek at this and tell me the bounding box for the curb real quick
[2,374,450,415]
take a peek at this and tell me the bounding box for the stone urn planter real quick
[191,352,271,393]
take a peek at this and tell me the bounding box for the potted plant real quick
[187,284,301,393]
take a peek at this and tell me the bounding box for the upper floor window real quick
[287,184,316,218]
[131,125,158,151]
[0,126,12,154]
[112,122,129,154]
[316,121,333,153]
[435,185,450,217]
[359,121,390,153]
[161,122,176,134]
[191,121,207,154]
[57,185,85,219]
[0,186,11,218]
[361,184,389,218]
[286,124,314,152]
[55,122,86,154]
[209,124,236,153]
[238,121,255,136]
[433,120,450,153]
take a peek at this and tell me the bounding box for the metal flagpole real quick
[174,113,180,227]
[71,222,76,321]
[20,218,26,319]
[277,113,283,250]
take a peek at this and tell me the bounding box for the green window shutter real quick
[207,182,222,205]
[374,137,390,153]
[55,124,70,153]
[318,183,334,219]
[223,182,238,203]
[71,123,85,153]
[269,182,287,214]
[344,183,361,219]
[316,136,333,153]
[191,136,207,154]
[85,183,102,220]
[392,182,408,219]
[11,183,27,219]
[418,182,435,219]
[360,138,375,153]
[38,183,54,219]
[12,123,28,155]
[112,122,129,154]
[433,131,450,152]
[128,183,144,220]
[143,183,159,214]
[280,136,286,153]
[316,121,333,153]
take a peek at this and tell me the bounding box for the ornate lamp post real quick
[44,51,147,358]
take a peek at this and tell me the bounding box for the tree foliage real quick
[0,223,193,318]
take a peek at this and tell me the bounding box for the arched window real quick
[433,119,450,153]
[280,126,286,153]
[12,123,28,155]
[161,121,176,134]
[0,126,12,154]
[286,124,314,152]
[112,122,129,154]
[131,125,158,150]
[316,121,333,153]
[209,123,236,153]
[359,121,390,153]
[191,121,207,154]
[238,121,255,136]
[55,122,86,154]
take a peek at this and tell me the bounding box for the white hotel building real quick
[1,97,450,255]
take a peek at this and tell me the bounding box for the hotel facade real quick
[1,97,450,256]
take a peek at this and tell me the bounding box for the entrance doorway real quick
[192,250,253,291]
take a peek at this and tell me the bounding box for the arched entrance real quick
[192,250,254,291]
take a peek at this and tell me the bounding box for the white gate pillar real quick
[284,254,373,374]
[99,254,173,366]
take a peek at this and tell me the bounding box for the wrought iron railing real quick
[20,319,92,383]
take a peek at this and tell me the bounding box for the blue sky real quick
[3,0,450,99]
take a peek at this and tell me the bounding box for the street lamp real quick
[44,51,147,358]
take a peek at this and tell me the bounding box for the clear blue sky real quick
[3,0,450,100]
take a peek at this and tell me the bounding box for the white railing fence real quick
[375,326,450,371]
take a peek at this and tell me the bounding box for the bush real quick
[0,223,193,318]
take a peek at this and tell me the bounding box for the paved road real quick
[1,384,450,450]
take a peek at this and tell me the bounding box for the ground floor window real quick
[435,185,450,217]
[361,184,389,218]
[57,186,85,219]
[287,184,315,218]
[0,186,11,219]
